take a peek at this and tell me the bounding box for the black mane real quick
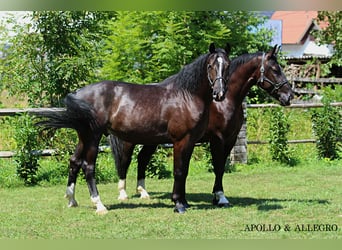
[228,52,263,77]
[161,53,210,93]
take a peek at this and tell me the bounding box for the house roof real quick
[271,11,328,45]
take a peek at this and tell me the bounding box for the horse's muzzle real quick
[279,91,294,106]
[213,91,225,102]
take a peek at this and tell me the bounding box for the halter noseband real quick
[208,75,227,87]
[257,52,288,94]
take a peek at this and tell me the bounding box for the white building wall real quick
[281,37,333,58]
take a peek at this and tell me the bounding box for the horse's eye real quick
[272,66,280,74]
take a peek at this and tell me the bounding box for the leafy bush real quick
[13,114,41,185]
[145,146,171,179]
[268,107,293,165]
[311,97,341,160]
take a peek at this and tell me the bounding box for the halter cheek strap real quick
[259,52,266,83]
[257,53,288,94]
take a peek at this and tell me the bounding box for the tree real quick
[0,11,115,107]
[101,11,273,84]
[314,11,342,75]
[1,11,273,104]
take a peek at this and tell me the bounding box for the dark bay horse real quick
[110,45,294,207]
[36,43,231,214]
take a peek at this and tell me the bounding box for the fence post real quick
[230,100,247,164]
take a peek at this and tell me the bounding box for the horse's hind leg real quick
[112,140,135,200]
[136,145,157,199]
[81,133,108,215]
[65,142,83,208]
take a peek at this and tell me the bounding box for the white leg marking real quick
[64,183,78,207]
[118,179,129,200]
[137,179,150,199]
[215,191,230,205]
[91,195,108,215]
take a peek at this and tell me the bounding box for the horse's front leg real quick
[210,137,231,207]
[172,138,194,213]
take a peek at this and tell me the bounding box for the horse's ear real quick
[270,44,278,57]
[225,43,231,55]
[267,44,278,59]
[209,43,216,53]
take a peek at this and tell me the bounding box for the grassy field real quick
[0,156,341,239]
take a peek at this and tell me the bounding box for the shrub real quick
[13,114,41,185]
[311,97,341,160]
[268,107,293,165]
[145,146,171,179]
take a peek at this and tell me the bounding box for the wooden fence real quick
[290,77,342,97]
[1,102,341,161]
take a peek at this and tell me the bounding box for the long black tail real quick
[108,134,127,177]
[35,93,98,132]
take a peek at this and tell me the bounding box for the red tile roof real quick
[271,11,328,44]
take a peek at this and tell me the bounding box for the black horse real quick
[110,45,294,207]
[36,43,231,214]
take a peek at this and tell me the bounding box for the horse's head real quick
[207,43,231,101]
[256,45,294,106]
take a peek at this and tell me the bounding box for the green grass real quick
[0,157,341,239]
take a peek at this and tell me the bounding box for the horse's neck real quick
[229,58,260,105]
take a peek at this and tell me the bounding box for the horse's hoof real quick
[67,202,78,208]
[137,186,150,199]
[66,198,78,208]
[213,192,231,208]
[174,202,187,214]
[96,208,109,215]
[218,202,233,208]
[118,195,129,201]
[213,198,233,208]
[174,206,186,214]
[213,198,232,208]
[140,195,150,199]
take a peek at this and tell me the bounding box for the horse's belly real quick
[108,114,170,144]
[109,127,170,144]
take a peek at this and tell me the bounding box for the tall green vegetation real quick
[1,11,273,104]
[311,96,341,160]
[268,107,292,165]
[101,11,273,84]
[13,113,40,185]
[0,11,115,107]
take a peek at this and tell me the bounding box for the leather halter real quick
[207,56,227,87]
[257,53,288,94]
